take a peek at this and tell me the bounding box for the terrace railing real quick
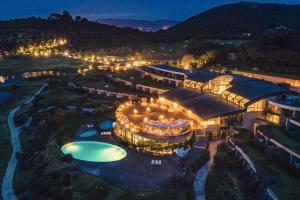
[227,137,280,200]
[256,129,300,167]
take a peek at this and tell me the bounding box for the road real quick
[194,141,221,200]
[1,83,47,200]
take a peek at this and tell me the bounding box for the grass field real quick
[0,84,41,198]
[234,129,300,200]
[0,55,85,75]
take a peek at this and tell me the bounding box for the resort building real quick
[137,65,190,86]
[115,67,300,155]
[266,95,300,133]
[115,99,196,155]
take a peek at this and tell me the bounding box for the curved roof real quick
[148,65,190,75]
[230,74,256,84]
[227,80,296,104]
[162,88,243,120]
[186,71,219,83]
[162,87,201,102]
[183,94,243,120]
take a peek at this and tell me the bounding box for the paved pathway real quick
[1,84,47,200]
[194,141,221,200]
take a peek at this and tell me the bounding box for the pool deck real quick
[73,126,185,191]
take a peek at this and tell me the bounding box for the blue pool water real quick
[99,120,114,130]
[61,141,127,162]
[80,130,97,138]
[0,92,11,103]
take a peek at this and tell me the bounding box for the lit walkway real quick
[1,84,47,200]
[193,141,221,200]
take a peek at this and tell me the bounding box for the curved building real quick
[115,99,198,155]
[115,67,299,154]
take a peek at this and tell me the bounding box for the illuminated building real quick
[137,65,190,86]
[115,69,299,154]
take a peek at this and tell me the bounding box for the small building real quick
[137,65,190,86]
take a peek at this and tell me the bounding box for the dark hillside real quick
[157,2,300,41]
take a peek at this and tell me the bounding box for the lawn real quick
[0,55,85,75]
[0,84,41,198]
[259,125,300,155]
[234,129,300,200]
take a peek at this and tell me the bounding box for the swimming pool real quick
[80,130,97,138]
[99,120,114,130]
[61,141,126,162]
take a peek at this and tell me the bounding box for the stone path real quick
[194,141,221,200]
[1,84,47,200]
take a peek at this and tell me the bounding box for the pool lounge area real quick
[61,125,189,191]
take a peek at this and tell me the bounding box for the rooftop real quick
[186,70,219,83]
[162,87,243,120]
[116,100,201,134]
[227,80,295,103]
[269,96,300,110]
[148,65,190,75]
[183,93,243,120]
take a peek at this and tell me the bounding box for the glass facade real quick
[183,79,203,90]
[247,99,266,112]
[208,75,233,94]
[115,125,193,155]
[266,113,280,125]
[221,90,249,108]
[220,113,243,128]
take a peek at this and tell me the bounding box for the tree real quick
[62,10,71,17]
[197,50,216,67]
[180,54,195,69]
[81,18,89,23]
[53,108,65,125]
[75,16,82,22]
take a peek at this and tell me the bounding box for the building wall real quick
[243,111,265,130]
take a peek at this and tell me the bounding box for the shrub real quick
[214,152,234,171]
[188,149,210,173]
[215,173,244,200]
[60,154,73,163]
[217,141,228,152]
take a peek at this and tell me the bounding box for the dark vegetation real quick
[158,2,300,41]
[187,29,300,75]
[14,83,118,200]
[1,2,300,75]
[205,142,262,200]
[233,129,300,199]
[0,11,151,51]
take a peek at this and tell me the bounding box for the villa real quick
[115,66,300,155]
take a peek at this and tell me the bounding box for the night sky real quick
[0,0,299,21]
